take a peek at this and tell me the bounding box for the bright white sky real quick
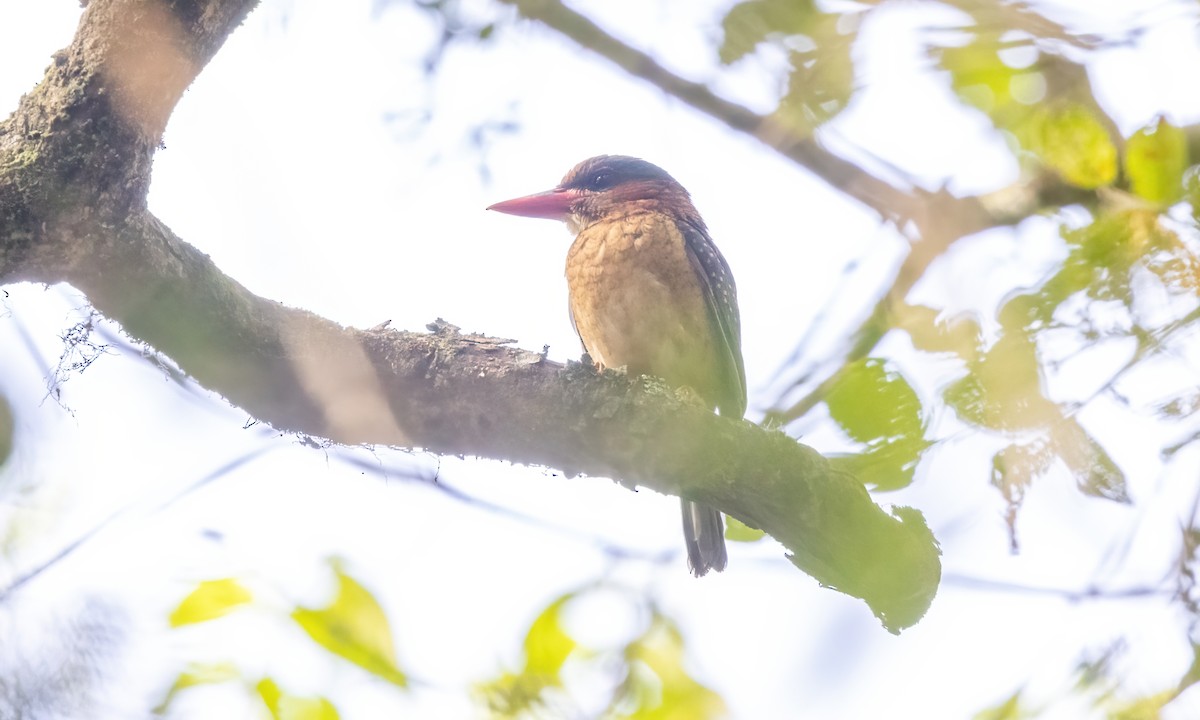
[3,1,1200,719]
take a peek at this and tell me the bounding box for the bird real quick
[487,155,746,577]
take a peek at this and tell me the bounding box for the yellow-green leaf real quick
[719,0,818,65]
[972,689,1031,720]
[825,358,927,490]
[152,662,241,714]
[828,434,928,492]
[1019,103,1117,188]
[1125,117,1187,205]
[724,516,765,542]
[257,678,340,720]
[169,578,252,627]
[474,592,579,717]
[826,358,924,443]
[523,593,577,679]
[622,615,727,720]
[937,35,1023,115]
[291,565,407,687]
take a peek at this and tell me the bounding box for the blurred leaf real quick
[827,358,928,490]
[944,333,1058,432]
[1105,690,1175,720]
[169,578,252,627]
[1051,420,1129,503]
[257,678,340,720]
[721,0,857,132]
[947,329,1128,502]
[1018,102,1117,189]
[152,662,240,714]
[475,591,578,717]
[719,0,818,65]
[991,439,1054,551]
[777,14,856,133]
[619,614,726,720]
[724,515,766,542]
[897,304,983,361]
[1126,117,1188,205]
[523,593,577,679]
[1026,210,1200,325]
[972,689,1031,720]
[937,32,1031,117]
[829,433,928,491]
[475,670,549,718]
[1075,639,1124,692]
[292,564,407,687]
[935,32,1118,188]
[1177,643,1200,694]
[1132,215,1200,299]
[826,358,925,443]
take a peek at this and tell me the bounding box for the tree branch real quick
[0,0,939,630]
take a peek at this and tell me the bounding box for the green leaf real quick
[972,689,1031,720]
[257,678,340,720]
[620,614,726,720]
[1036,209,1200,318]
[992,440,1054,501]
[825,358,927,490]
[719,0,818,65]
[724,516,766,542]
[291,564,407,687]
[152,662,241,714]
[720,0,856,132]
[828,433,928,492]
[474,592,579,717]
[990,439,1055,551]
[897,304,983,361]
[1050,419,1129,503]
[1126,117,1188,205]
[826,358,924,443]
[776,13,856,133]
[1019,102,1118,188]
[1105,690,1176,720]
[169,578,252,627]
[1177,642,1200,694]
[943,333,1059,432]
[937,34,1027,116]
[523,593,577,679]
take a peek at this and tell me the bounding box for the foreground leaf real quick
[1125,117,1187,205]
[291,564,407,687]
[257,678,340,720]
[620,614,726,720]
[169,578,252,627]
[153,662,240,714]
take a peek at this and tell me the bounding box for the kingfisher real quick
[488,155,746,577]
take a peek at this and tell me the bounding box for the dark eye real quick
[588,172,613,190]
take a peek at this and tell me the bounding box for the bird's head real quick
[487,155,700,233]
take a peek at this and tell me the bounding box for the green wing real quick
[681,219,747,419]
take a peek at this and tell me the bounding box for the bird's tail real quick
[681,500,728,577]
